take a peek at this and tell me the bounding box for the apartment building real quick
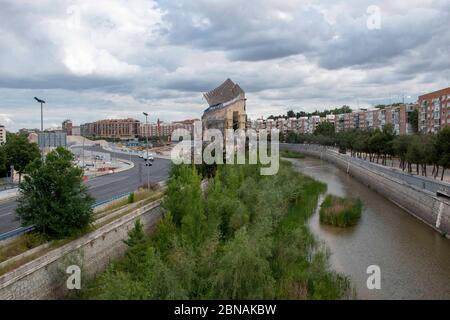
[418,87,450,133]
[297,117,308,134]
[81,118,140,139]
[72,126,81,136]
[0,125,6,145]
[140,119,198,138]
[62,119,73,135]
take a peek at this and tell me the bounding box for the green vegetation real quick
[281,125,450,181]
[16,147,95,239]
[81,161,352,300]
[314,122,335,137]
[0,232,48,263]
[0,132,40,180]
[319,195,362,227]
[280,150,305,159]
[0,188,162,276]
[127,192,135,204]
[270,106,352,120]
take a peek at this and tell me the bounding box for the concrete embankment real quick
[281,144,450,238]
[0,201,164,299]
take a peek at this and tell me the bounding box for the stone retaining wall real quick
[281,144,450,237]
[0,200,164,300]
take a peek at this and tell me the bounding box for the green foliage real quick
[280,150,305,159]
[16,147,94,239]
[2,133,40,181]
[319,195,362,227]
[282,124,448,180]
[408,109,419,133]
[0,145,6,176]
[82,161,351,300]
[127,192,135,203]
[314,122,335,136]
[269,106,352,120]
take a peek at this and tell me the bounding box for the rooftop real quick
[203,78,244,107]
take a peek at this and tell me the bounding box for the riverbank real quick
[281,144,450,237]
[288,156,450,299]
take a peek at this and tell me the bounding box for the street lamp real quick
[34,97,45,131]
[143,112,150,188]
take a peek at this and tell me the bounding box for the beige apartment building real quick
[139,119,198,138]
[81,118,140,139]
[62,119,73,136]
[202,78,247,135]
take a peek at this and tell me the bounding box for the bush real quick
[280,150,305,159]
[128,192,135,204]
[319,195,362,227]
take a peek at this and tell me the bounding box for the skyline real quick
[1,0,450,131]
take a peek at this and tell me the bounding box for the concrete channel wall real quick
[0,201,164,300]
[281,144,450,237]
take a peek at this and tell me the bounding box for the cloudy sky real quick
[0,0,449,131]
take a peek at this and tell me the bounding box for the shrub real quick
[319,195,362,227]
[128,192,135,204]
[280,150,305,159]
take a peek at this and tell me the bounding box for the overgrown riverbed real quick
[80,161,352,299]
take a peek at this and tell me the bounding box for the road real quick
[0,145,170,235]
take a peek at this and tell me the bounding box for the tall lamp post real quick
[143,112,150,188]
[34,97,45,132]
[34,97,46,160]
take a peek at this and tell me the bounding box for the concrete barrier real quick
[0,200,164,299]
[281,144,450,238]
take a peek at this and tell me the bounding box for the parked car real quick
[143,153,154,161]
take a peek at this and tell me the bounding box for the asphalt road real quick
[0,145,170,235]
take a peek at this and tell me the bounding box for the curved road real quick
[0,145,170,235]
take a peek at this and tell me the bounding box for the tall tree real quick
[314,122,335,137]
[16,147,94,239]
[3,133,40,182]
[435,127,450,181]
[0,145,6,177]
[286,110,296,118]
[408,109,419,133]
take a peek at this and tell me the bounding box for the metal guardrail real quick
[91,192,131,208]
[0,225,36,242]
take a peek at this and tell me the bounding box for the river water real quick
[290,157,450,300]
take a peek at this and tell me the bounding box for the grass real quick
[0,232,48,263]
[319,195,362,227]
[280,150,305,159]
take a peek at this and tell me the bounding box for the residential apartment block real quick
[248,103,418,136]
[140,119,198,138]
[79,118,198,140]
[62,119,73,136]
[418,86,450,133]
[81,118,140,139]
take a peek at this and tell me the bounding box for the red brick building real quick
[418,87,450,133]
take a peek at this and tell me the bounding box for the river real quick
[290,157,450,299]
